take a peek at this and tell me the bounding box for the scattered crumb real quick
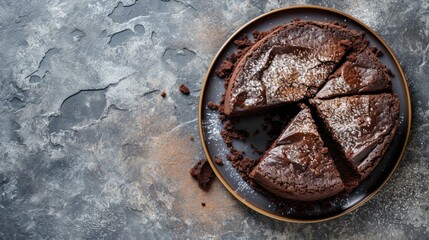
[226,151,258,182]
[321,147,329,154]
[215,34,256,79]
[201,202,206,207]
[220,129,248,146]
[207,101,219,110]
[179,83,190,95]
[160,91,166,98]
[189,159,214,191]
[189,136,194,141]
[214,157,223,166]
[233,35,252,49]
[215,60,234,78]
[369,46,383,56]
[252,30,269,42]
[386,68,394,77]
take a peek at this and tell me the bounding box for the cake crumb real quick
[201,202,206,207]
[189,136,194,141]
[207,101,219,110]
[189,159,214,191]
[252,30,269,42]
[233,35,252,49]
[160,91,166,98]
[369,46,383,56]
[215,60,234,78]
[214,157,223,166]
[179,83,190,95]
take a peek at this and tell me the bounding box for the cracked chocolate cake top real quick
[224,20,362,116]
[250,104,344,201]
[316,48,392,99]
[310,94,399,178]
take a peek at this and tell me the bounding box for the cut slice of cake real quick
[310,94,399,179]
[250,104,344,201]
[315,48,391,99]
[224,20,362,116]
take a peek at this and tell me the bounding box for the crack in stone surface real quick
[71,28,86,42]
[171,0,197,11]
[108,0,139,19]
[162,118,197,135]
[108,29,135,47]
[142,89,160,97]
[48,88,108,133]
[0,175,9,188]
[48,73,135,133]
[150,31,158,45]
[108,0,193,23]
[108,24,145,47]
[419,43,429,69]
[250,0,266,13]
[26,48,59,78]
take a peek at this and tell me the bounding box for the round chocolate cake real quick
[216,20,399,202]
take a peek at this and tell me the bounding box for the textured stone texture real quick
[0,0,427,239]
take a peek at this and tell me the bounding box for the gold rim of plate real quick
[197,5,412,223]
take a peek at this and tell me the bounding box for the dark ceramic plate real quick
[198,5,411,222]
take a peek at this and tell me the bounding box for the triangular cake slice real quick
[315,48,391,99]
[250,104,344,201]
[310,94,399,179]
[224,20,362,116]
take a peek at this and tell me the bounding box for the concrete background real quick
[0,0,428,239]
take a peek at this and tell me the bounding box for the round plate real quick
[198,5,411,223]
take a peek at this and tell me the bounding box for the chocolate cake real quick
[205,20,401,202]
[310,94,399,179]
[250,104,344,201]
[224,20,363,116]
[316,48,391,99]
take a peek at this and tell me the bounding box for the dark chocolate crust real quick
[310,94,399,179]
[315,48,392,99]
[224,20,362,116]
[250,104,344,201]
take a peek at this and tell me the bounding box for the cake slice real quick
[310,94,399,179]
[250,104,344,201]
[315,48,391,99]
[224,20,363,116]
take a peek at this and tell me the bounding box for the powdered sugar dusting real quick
[230,22,354,111]
[314,94,397,164]
[203,110,222,142]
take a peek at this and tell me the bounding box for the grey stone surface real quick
[0,0,427,239]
